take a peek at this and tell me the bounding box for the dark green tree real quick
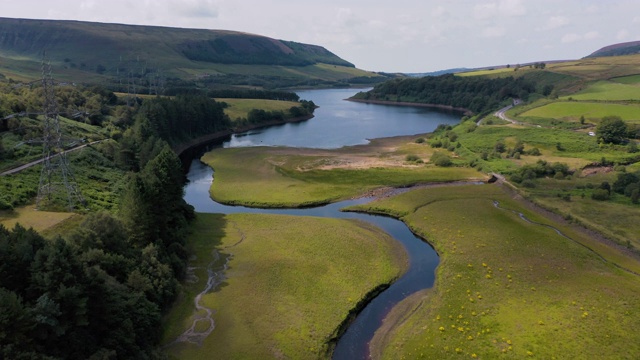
[597,116,628,144]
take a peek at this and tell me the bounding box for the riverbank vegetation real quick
[351,74,540,113]
[347,184,640,359]
[201,135,485,207]
[163,212,407,359]
[353,55,640,252]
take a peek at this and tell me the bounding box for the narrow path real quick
[492,200,639,276]
[0,140,104,176]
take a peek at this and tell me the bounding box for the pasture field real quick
[612,74,640,85]
[201,135,485,208]
[0,206,76,233]
[177,63,379,83]
[517,101,640,124]
[560,80,640,101]
[456,67,514,77]
[546,54,640,81]
[458,124,602,161]
[522,175,640,250]
[163,212,407,359]
[347,184,640,359]
[216,98,300,120]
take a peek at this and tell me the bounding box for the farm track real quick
[0,140,103,176]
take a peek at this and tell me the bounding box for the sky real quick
[1,0,639,73]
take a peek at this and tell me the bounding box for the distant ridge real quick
[0,17,354,69]
[585,40,640,58]
[0,17,387,88]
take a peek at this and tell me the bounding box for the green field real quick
[456,67,514,77]
[518,101,640,124]
[163,212,407,359]
[611,74,640,85]
[560,80,640,101]
[347,184,640,359]
[201,136,486,208]
[216,98,300,120]
[547,55,640,81]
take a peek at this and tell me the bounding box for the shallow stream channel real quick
[182,88,462,359]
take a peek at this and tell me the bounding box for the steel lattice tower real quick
[36,59,85,210]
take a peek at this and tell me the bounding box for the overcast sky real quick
[1,0,638,72]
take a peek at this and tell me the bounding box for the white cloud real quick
[431,6,447,17]
[617,29,630,40]
[560,31,600,44]
[474,0,525,20]
[538,16,569,31]
[634,16,640,23]
[482,26,506,38]
[584,31,601,40]
[80,1,96,10]
[498,0,526,16]
[474,3,496,20]
[561,33,581,43]
[171,0,219,19]
[585,5,599,14]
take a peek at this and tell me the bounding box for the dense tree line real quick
[130,95,230,147]
[352,74,540,113]
[207,88,300,101]
[0,83,116,125]
[0,143,192,359]
[1,89,200,358]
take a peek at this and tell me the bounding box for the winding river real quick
[182,88,462,359]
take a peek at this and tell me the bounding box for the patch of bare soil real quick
[581,165,614,176]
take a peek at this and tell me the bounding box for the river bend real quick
[182,88,461,358]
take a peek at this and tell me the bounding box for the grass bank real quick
[201,135,486,208]
[163,212,407,359]
[347,184,640,359]
[217,98,301,121]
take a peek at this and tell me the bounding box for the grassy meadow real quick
[201,135,486,207]
[456,67,514,77]
[560,80,640,101]
[163,212,407,359]
[517,101,640,124]
[216,98,300,121]
[346,184,640,359]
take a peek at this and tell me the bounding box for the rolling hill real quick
[585,40,640,58]
[0,17,386,88]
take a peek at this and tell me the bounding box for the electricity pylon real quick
[36,57,85,210]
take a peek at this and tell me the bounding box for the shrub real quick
[521,179,536,188]
[405,154,421,162]
[415,137,425,144]
[527,147,541,156]
[591,188,610,201]
[431,151,453,167]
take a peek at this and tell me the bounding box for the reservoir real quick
[183,88,461,359]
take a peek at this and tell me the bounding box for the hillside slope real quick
[585,40,640,58]
[0,17,384,88]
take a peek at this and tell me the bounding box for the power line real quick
[36,55,85,210]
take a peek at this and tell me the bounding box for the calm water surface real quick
[184,88,461,359]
